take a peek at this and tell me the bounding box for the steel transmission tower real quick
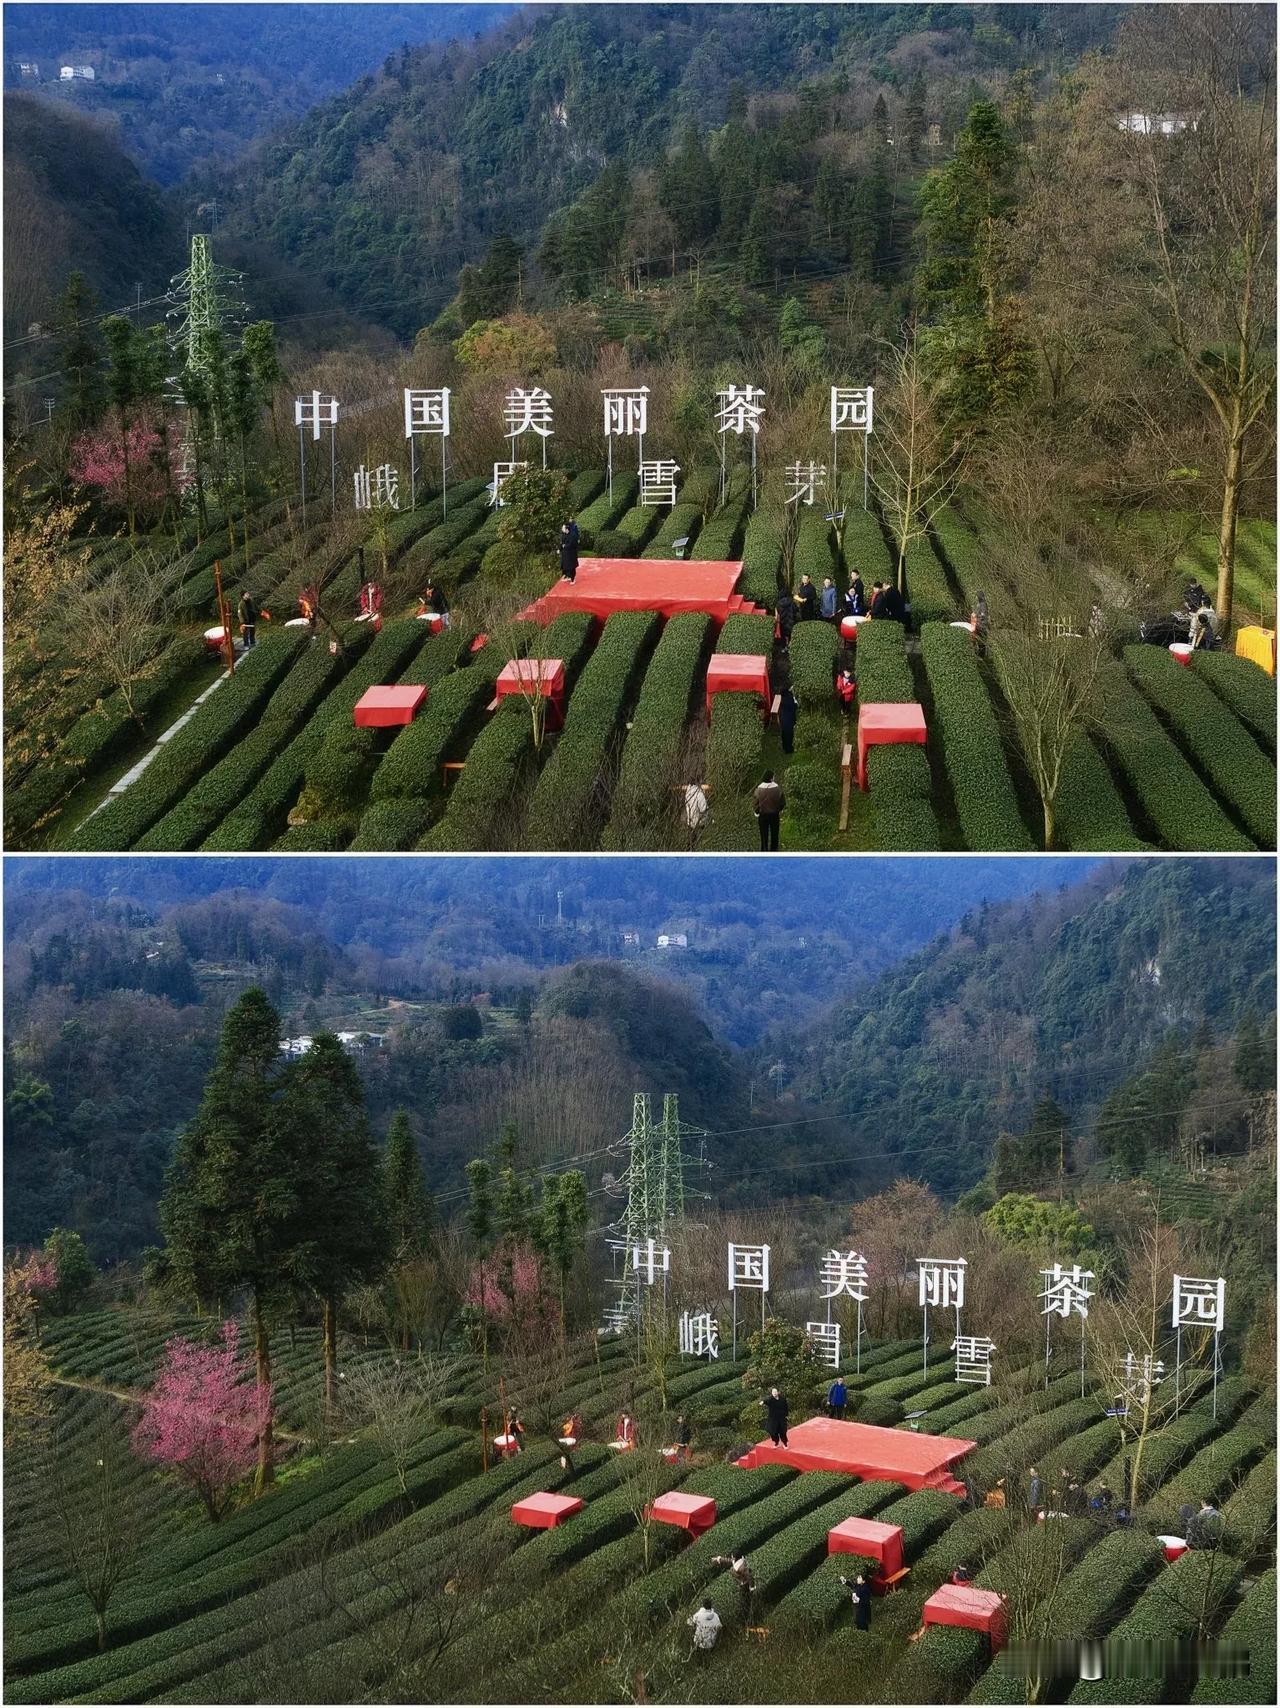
[604,1091,706,1331]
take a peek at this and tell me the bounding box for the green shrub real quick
[773,1482,938,1634]
[920,622,1035,850]
[1095,661,1252,851]
[1192,651,1277,752]
[790,621,840,702]
[136,634,370,851]
[1065,1549,1243,1703]
[1221,1450,1276,1564]
[66,634,305,850]
[641,501,704,559]
[612,503,664,553]
[690,470,751,560]
[793,512,837,591]
[602,612,714,848]
[1123,646,1275,846]
[855,620,915,701]
[905,535,958,627]
[577,473,639,546]
[704,695,768,850]
[416,701,535,850]
[839,495,897,585]
[869,744,941,850]
[201,622,429,850]
[524,611,661,849]
[1190,1566,1276,1704]
[1142,1422,1270,1538]
[931,509,987,613]
[740,507,785,607]
[1051,729,1150,852]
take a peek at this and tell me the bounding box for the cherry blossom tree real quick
[70,412,188,527]
[132,1322,270,1522]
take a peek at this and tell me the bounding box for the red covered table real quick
[511,1492,583,1529]
[353,685,428,728]
[495,659,567,729]
[827,1517,905,1585]
[646,1491,716,1535]
[922,1585,1008,1651]
[857,701,928,789]
[706,653,771,718]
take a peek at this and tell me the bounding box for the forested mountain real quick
[792,858,1276,1200]
[2,3,512,182]
[198,1,1125,339]
[5,858,1272,1267]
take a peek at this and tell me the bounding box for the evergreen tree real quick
[53,272,105,435]
[535,1170,588,1328]
[813,154,845,247]
[465,1157,495,1363]
[725,80,748,124]
[740,198,772,287]
[152,988,301,1492]
[101,316,141,534]
[1234,1012,1273,1098]
[870,92,890,149]
[288,1034,389,1413]
[384,1109,435,1260]
[903,71,927,162]
[661,122,720,250]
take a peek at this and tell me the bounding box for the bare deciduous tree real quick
[62,550,187,724]
[337,1352,456,1495]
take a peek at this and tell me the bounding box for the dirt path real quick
[50,1373,312,1445]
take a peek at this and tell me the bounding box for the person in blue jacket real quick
[828,1376,848,1419]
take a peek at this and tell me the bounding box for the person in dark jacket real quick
[559,517,580,582]
[844,574,867,617]
[828,1377,848,1419]
[1187,1499,1223,1549]
[761,1385,790,1446]
[1029,1467,1043,1512]
[795,574,819,621]
[839,1572,872,1630]
[752,774,785,852]
[776,590,797,647]
[711,1550,756,1619]
[877,580,907,623]
[820,577,838,620]
[418,580,449,625]
[777,689,798,755]
[238,590,258,649]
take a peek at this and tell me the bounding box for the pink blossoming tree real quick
[465,1239,557,1345]
[70,412,187,526]
[132,1322,271,1522]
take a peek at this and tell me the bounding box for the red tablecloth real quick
[511,1492,583,1529]
[1159,1534,1189,1563]
[827,1517,905,1579]
[647,1491,716,1534]
[922,1585,1008,1651]
[495,659,566,728]
[353,685,428,728]
[706,653,771,718]
[857,701,928,789]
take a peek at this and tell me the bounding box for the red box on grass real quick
[705,653,771,718]
[827,1516,905,1580]
[646,1491,717,1535]
[922,1584,1008,1650]
[511,1492,583,1529]
[353,685,428,728]
[857,701,928,789]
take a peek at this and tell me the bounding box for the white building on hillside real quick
[60,64,95,80]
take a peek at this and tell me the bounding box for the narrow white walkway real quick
[78,671,230,824]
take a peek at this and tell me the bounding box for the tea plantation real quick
[6,472,1275,853]
[5,1312,1274,1704]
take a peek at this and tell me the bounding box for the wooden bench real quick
[876,1566,911,1594]
[745,1626,770,1644]
[486,697,500,713]
[839,741,854,831]
[443,762,465,783]
[770,693,781,718]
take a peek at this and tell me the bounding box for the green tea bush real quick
[1124,646,1275,846]
[67,634,305,850]
[740,507,786,607]
[577,473,639,545]
[920,622,1035,849]
[1190,1566,1275,1704]
[641,502,704,559]
[905,535,958,626]
[1192,651,1277,752]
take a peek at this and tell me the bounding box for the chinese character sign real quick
[1040,1264,1095,1320]
[728,1242,770,1292]
[631,1239,670,1286]
[679,1310,719,1360]
[294,391,339,441]
[354,464,399,511]
[806,1320,841,1369]
[820,1250,869,1303]
[603,387,649,438]
[830,386,874,434]
[1172,1276,1226,1333]
[639,459,680,506]
[953,1335,995,1386]
[1119,1350,1165,1410]
[715,384,766,436]
[490,461,527,507]
[404,387,450,438]
[504,386,554,440]
[918,1258,967,1311]
[785,461,827,507]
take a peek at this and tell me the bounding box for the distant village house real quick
[59,65,95,80]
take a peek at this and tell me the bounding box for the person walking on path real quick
[762,1385,790,1446]
[753,773,785,852]
[828,1376,848,1419]
[559,517,580,582]
[238,589,258,649]
[839,1572,873,1630]
[688,1599,722,1654]
[776,588,797,648]
[1187,1499,1223,1549]
[777,689,798,755]
[711,1551,756,1620]
[1028,1467,1043,1512]
[795,573,819,621]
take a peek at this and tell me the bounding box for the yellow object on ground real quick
[1234,626,1277,675]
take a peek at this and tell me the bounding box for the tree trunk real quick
[322,1294,336,1422]
[1042,795,1055,852]
[253,1293,275,1493]
[119,406,135,537]
[1216,414,1243,638]
[95,1610,107,1652]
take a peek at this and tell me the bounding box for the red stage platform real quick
[736,1417,974,1493]
[922,1584,1008,1650]
[520,558,765,626]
